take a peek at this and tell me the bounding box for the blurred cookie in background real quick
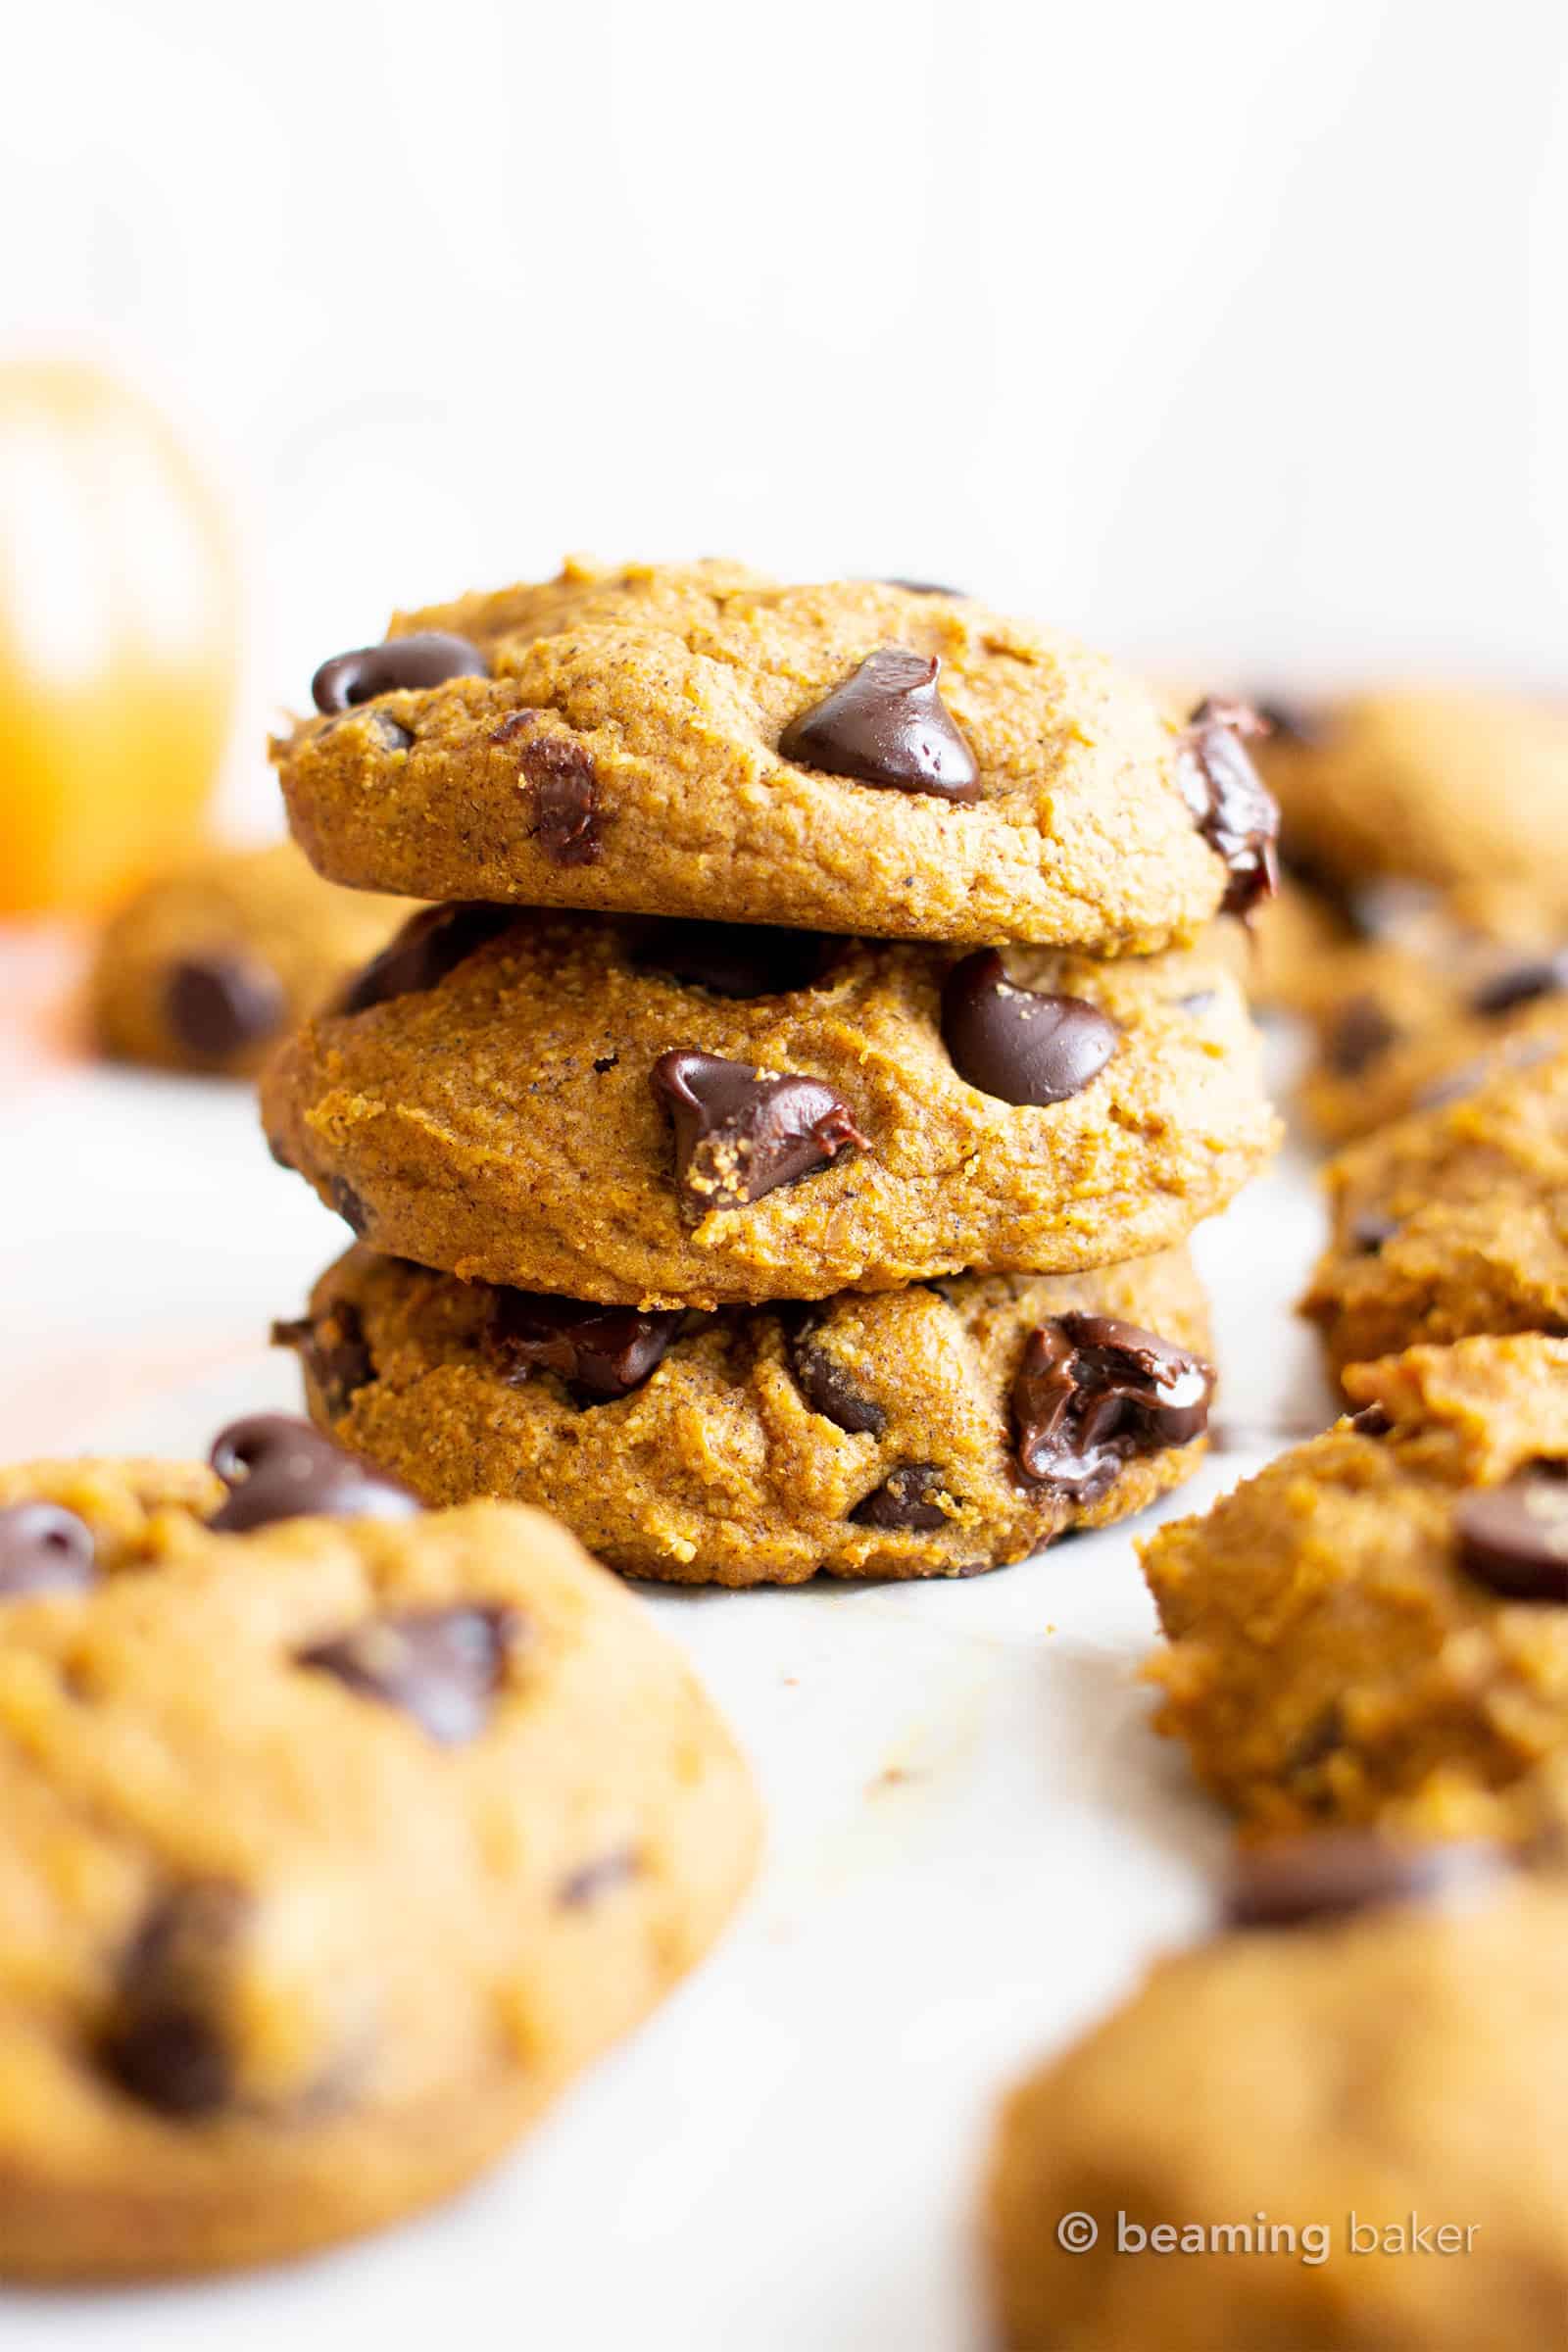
[90,842,415,1079]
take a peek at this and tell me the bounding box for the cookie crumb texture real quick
[1140,1334,1568,1842]
[985,1877,1568,2351]
[284,1242,1212,1586]
[0,1458,759,2278]
[259,907,1276,1308]
[273,560,1236,952]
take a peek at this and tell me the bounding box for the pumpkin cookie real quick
[260,905,1277,1310]
[1301,1046,1568,1374]
[91,840,414,1077]
[985,1843,1568,2352]
[272,560,1277,952]
[1141,1334,1568,1842]
[0,1426,759,2278]
[275,1240,1213,1587]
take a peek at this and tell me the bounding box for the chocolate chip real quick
[491,712,601,865]
[1349,1209,1399,1255]
[102,1883,250,2117]
[1454,1465,1568,1601]
[0,1502,96,1597]
[1347,1402,1393,1437]
[367,711,415,752]
[786,1319,887,1435]
[298,1606,515,1744]
[883,578,964,597]
[650,1051,867,1212]
[1469,953,1568,1017]
[560,1847,641,1907]
[1011,1312,1214,1501]
[329,1178,370,1237]
[270,1304,374,1419]
[627,920,836,1000]
[941,951,1118,1105]
[208,1415,419,1532]
[850,1463,949,1530]
[1177,699,1280,917]
[1325,994,1398,1077]
[164,954,286,1062]
[333,904,515,1016]
[1225,1834,1509,1931]
[312,631,488,713]
[778,648,980,803]
[491,1289,682,1402]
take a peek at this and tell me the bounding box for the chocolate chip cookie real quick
[274,1240,1213,1586]
[985,1845,1568,2351]
[1141,1334,1568,1842]
[259,906,1277,1309]
[90,840,415,1077]
[1302,1044,1568,1374]
[272,560,1277,951]
[0,1428,759,2278]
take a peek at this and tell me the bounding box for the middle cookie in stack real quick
[264,563,1281,1585]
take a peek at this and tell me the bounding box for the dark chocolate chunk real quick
[312,630,487,713]
[270,1304,374,1419]
[1177,699,1280,917]
[787,1318,887,1436]
[1325,994,1398,1077]
[1346,1402,1394,1437]
[333,904,515,1016]
[492,1289,682,1402]
[941,951,1118,1105]
[1349,1209,1398,1255]
[627,920,836,1000]
[1011,1312,1214,1501]
[329,1178,370,1237]
[102,1882,250,2118]
[208,1415,419,1532]
[164,954,286,1062]
[1226,1834,1509,1930]
[560,1847,641,1907]
[650,1051,867,1212]
[778,648,980,803]
[491,712,601,865]
[1454,1464,1568,1602]
[1469,952,1568,1017]
[850,1463,949,1531]
[298,1606,516,1744]
[0,1502,96,1597]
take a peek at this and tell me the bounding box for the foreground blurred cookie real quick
[261,906,1276,1309]
[91,841,414,1077]
[273,561,1278,952]
[1302,1046,1568,1374]
[276,1242,1213,1586]
[0,1425,759,2278]
[985,1840,1566,2351]
[1141,1335,1568,1842]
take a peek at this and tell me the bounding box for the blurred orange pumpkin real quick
[0,361,238,915]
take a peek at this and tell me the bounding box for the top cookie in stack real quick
[265,561,1280,1585]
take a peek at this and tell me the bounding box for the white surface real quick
[0,1054,1331,2348]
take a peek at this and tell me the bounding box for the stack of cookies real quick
[263,561,1281,1586]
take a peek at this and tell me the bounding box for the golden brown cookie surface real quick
[273,560,1273,951]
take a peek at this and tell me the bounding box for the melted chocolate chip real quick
[329,1178,370,1238]
[333,904,515,1016]
[1011,1312,1214,1501]
[102,1882,250,2117]
[1326,994,1398,1077]
[312,630,488,713]
[778,648,980,802]
[492,712,601,865]
[650,1051,867,1212]
[298,1606,515,1744]
[941,951,1118,1106]
[164,954,286,1062]
[1469,953,1568,1017]
[1177,699,1280,917]
[560,1847,641,1907]
[1347,1402,1393,1437]
[1349,1209,1399,1255]
[627,920,836,1000]
[209,1415,419,1532]
[787,1319,887,1436]
[492,1289,682,1402]
[270,1304,374,1419]
[0,1502,96,1597]
[850,1463,949,1531]
[1454,1464,1568,1602]
[1226,1835,1508,1930]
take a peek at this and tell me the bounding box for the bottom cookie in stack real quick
[274,1243,1216,1588]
